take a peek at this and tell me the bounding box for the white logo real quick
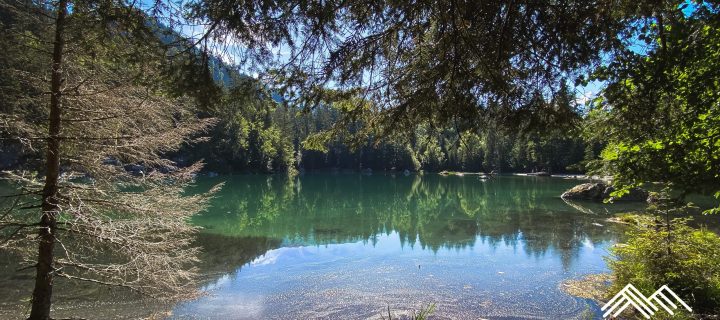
[602,284,692,319]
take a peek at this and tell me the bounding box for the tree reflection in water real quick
[192,174,636,268]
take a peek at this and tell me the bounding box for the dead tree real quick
[0,0,221,318]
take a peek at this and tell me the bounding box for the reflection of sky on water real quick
[172,231,609,319]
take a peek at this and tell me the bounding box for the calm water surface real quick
[1,174,648,319]
[176,174,637,319]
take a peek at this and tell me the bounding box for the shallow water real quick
[0,174,652,319]
[175,174,639,319]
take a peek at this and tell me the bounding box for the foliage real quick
[607,218,720,316]
[182,82,591,173]
[0,0,609,176]
[294,84,588,173]
[585,1,720,211]
[269,1,621,132]
[180,77,295,173]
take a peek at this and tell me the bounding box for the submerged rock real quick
[561,182,648,202]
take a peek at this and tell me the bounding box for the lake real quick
[1,174,647,319]
[181,173,638,319]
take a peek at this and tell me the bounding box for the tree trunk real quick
[29,0,67,318]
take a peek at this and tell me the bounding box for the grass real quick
[380,303,436,320]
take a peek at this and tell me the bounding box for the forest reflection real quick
[0,175,635,319]
[192,174,633,272]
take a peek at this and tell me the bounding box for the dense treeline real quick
[178,78,594,174]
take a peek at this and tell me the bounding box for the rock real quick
[561,183,608,201]
[561,182,649,202]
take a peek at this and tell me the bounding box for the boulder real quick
[561,183,608,201]
[561,182,649,202]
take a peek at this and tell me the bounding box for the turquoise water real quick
[171,174,638,319]
[0,174,652,319]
